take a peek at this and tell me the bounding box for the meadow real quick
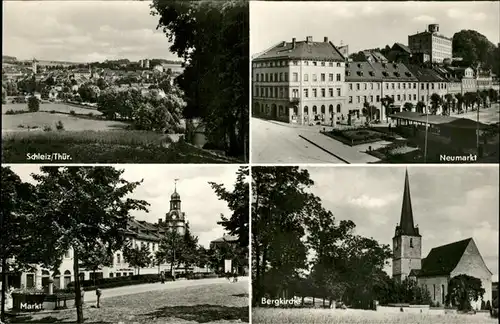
[252,308,496,324]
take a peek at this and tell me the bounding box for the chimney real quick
[324,37,329,43]
[292,38,296,49]
[158,218,163,224]
[306,36,313,43]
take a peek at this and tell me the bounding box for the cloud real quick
[413,15,436,23]
[349,194,393,209]
[2,1,178,62]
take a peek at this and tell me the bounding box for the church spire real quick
[399,169,419,236]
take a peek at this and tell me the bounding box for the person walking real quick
[160,271,165,284]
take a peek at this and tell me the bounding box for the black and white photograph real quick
[251,1,500,164]
[251,166,498,323]
[2,0,249,163]
[0,165,249,324]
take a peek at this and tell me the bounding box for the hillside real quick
[452,29,499,74]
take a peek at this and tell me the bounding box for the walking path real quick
[83,277,248,303]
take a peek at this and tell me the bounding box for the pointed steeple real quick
[398,169,419,236]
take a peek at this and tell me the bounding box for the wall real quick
[393,235,422,280]
[418,275,448,306]
[451,240,492,310]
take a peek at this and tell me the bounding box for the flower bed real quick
[322,128,394,146]
[367,140,422,163]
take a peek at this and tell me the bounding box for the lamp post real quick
[476,101,480,157]
[424,105,429,163]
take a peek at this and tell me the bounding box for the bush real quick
[55,121,65,130]
[70,110,76,116]
[481,300,486,310]
[50,110,56,114]
[43,125,52,132]
[28,96,40,112]
[486,300,492,310]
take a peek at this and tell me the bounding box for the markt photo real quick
[0,165,249,324]
[2,0,249,163]
[252,166,498,324]
[251,1,499,164]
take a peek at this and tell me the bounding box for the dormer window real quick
[405,72,411,77]
[369,71,375,76]
[382,71,388,77]
[357,63,361,68]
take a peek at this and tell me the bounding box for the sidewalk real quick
[298,131,381,164]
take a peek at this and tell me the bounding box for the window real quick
[304,61,309,66]
[349,96,353,103]
[284,73,288,81]
[370,95,373,102]
[304,74,308,82]
[256,74,259,82]
[329,88,333,97]
[270,74,273,82]
[321,74,325,82]
[413,94,417,100]
[414,83,417,89]
[376,95,380,102]
[337,88,341,96]
[293,73,298,82]
[356,83,360,90]
[312,74,317,82]
[293,60,298,66]
[397,94,401,101]
[392,83,395,89]
[329,62,333,67]
[312,62,317,66]
[312,89,317,97]
[329,73,333,81]
[265,74,269,82]
[349,83,353,90]
[431,83,434,89]
[386,83,389,90]
[336,74,341,81]
[321,88,325,97]
[397,83,401,89]
[65,250,70,258]
[433,284,436,301]
[304,89,308,98]
[336,104,341,112]
[403,83,406,89]
[357,96,360,103]
[371,83,374,90]
[403,94,406,101]
[337,62,341,67]
[117,254,121,264]
[279,72,283,81]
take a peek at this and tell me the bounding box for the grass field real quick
[9,281,249,324]
[252,308,496,324]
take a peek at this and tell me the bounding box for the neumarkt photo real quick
[251,1,499,164]
[251,166,499,324]
[2,0,249,163]
[0,165,249,324]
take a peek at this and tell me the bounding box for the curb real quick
[298,135,350,164]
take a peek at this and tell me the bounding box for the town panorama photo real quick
[251,1,500,164]
[2,0,249,163]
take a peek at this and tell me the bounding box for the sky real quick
[304,166,499,282]
[2,1,179,62]
[250,1,500,55]
[6,165,244,248]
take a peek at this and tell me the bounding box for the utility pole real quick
[424,105,429,163]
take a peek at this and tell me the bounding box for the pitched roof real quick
[405,64,448,82]
[253,40,345,62]
[409,269,421,277]
[388,111,490,129]
[418,238,472,277]
[393,43,411,54]
[346,61,417,82]
[211,234,238,243]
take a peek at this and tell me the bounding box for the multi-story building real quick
[476,69,493,91]
[408,24,452,64]
[405,64,448,113]
[8,186,205,291]
[252,36,347,125]
[345,62,418,122]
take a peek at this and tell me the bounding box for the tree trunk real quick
[73,250,84,323]
[1,257,7,322]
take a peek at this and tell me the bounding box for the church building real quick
[392,170,492,309]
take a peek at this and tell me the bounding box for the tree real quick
[446,274,486,311]
[79,242,114,287]
[455,93,464,112]
[97,86,121,119]
[96,78,109,90]
[416,101,426,114]
[123,241,152,275]
[0,168,35,322]
[78,83,100,103]
[252,167,313,305]
[1,87,6,104]
[403,102,414,112]
[488,88,498,104]
[157,229,184,278]
[151,0,249,160]
[380,96,394,122]
[362,102,378,122]
[27,96,40,112]
[209,166,249,251]
[30,167,149,323]
[429,93,442,115]
[444,94,454,115]
[452,30,499,75]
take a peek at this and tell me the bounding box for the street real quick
[251,118,347,163]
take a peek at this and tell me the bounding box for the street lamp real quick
[424,105,429,163]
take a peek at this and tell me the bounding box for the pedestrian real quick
[160,271,165,284]
[95,287,101,308]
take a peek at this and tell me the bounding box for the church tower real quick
[164,180,186,235]
[392,169,422,281]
